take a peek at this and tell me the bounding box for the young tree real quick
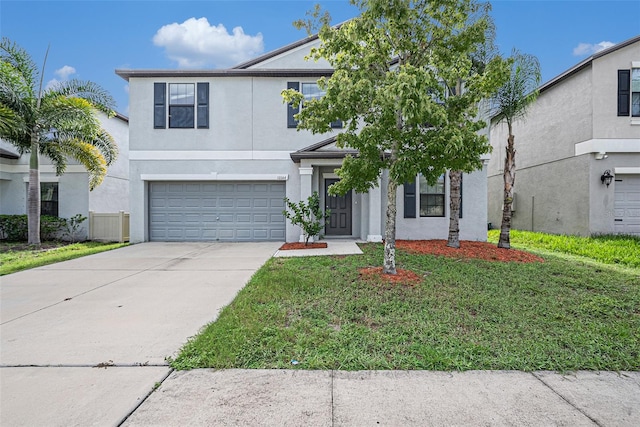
[285,0,508,271]
[492,50,541,249]
[0,38,117,245]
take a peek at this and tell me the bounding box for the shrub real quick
[0,214,79,242]
[283,192,330,245]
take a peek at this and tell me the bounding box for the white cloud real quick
[572,41,615,56]
[55,65,76,79]
[45,65,77,91]
[152,17,264,68]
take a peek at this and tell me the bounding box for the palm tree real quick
[492,50,541,249]
[0,37,117,245]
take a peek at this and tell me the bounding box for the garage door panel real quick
[149,181,286,241]
[614,175,640,236]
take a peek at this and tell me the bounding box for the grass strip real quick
[488,230,640,268]
[0,242,128,275]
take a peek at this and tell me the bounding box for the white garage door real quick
[614,175,640,236]
[149,181,286,241]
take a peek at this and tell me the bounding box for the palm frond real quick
[0,37,38,93]
[56,138,108,190]
[48,79,116,116]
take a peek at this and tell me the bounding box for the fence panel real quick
[89,211,130,243]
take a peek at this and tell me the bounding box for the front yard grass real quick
[172,242,640,372]
[0,241,128,275]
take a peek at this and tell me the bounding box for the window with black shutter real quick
[618,70,630,116]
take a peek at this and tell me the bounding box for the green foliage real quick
[61,213,88,242]
[0,241,127,275]
[283,191,330,245]
[172,243,639,371]
[488,229,640,268]
[0,214,67,241]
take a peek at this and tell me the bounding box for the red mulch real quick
[358,267,423,287]
[279,242,328,250]
[396,240,544,263]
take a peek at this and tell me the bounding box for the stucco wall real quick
[89,113,130,213]
[246,38,332,70]
[397,167,488,241]
[488,155,591,236]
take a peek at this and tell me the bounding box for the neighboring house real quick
[487,35,640,237]
[117,35,490,244]
[0,112,130,239]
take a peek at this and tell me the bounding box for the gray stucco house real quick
[488,35,640,236]
[117,35,490,243]
[0,112,130,239]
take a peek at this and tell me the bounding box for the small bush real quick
[0,214,79,242]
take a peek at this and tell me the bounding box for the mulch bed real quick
[396,239,544,263]
[358,267,423,286]
[279,242,328,250]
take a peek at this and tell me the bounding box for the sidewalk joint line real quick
[531,372,603,427]
[116,368,175,426]
[331,369,335,427]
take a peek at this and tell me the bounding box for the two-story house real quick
[118,35,490,243]
[488,35,640,236]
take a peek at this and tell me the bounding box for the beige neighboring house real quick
[0,112,129,240]
[487,35,640,236]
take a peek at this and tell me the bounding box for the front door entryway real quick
[325,178,352,236]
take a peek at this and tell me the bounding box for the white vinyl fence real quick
[89,211,130,243]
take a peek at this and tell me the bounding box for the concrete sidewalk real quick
[124,369,640,426]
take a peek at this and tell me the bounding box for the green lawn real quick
[488,229,640,268]
[0,241,128,275]
[172,239,640,372]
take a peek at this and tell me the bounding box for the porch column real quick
[298,166,313,242]
[367,178,383,242]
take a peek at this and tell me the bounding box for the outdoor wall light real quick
[595,151,608,160]
[601,170,614,187]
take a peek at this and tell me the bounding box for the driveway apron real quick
[0,242,280,426]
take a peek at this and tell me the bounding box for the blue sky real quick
[2,0,639,114]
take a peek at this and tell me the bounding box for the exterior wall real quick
[89,114,130,212]
[489,155,591,236]
[591,41,640,138]
[397,167,488,241]
[589,152,640,234]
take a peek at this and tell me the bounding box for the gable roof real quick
[290,136,358,163]
[233,35,321,69]
[539,34,640,94]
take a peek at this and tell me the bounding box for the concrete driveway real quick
[0,242,281,426]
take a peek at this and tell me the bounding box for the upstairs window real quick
[287,81,342,129]
[154,82,209,129]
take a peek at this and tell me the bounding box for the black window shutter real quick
[154,83,166,128]
[404,180,416,218]
[618,70,630,116]
[287,82,299,128]
[197,82,209,129]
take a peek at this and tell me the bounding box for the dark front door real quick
[325,178,352,236]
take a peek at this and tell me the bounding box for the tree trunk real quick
[383,178,397,275]
[447,170,462,248]
[498,128,515,249]
[27,134,41,246]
